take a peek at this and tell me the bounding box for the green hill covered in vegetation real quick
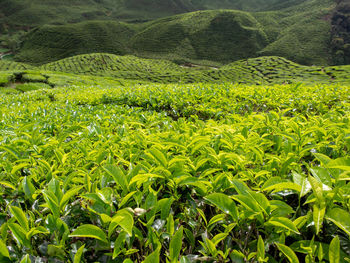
[1,53,350,89]
[12,0,334,66]
[0,0,309,32]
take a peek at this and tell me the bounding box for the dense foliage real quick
[0,79,349,262]
[1,55,350,88]
[331,0,350,65]
[0,0,308,32]
[0,0,333,66]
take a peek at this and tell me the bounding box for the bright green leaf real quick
[8,223,31,247]
[143,247,160,263]
[267,217,300,234]
[74,244,85,263]
[276,243,299,263]
[313,204,325,235]
[109,209,134,237]
[257,236,265,262]
[9,206,29,232]
[205,193,238,220]
[329,236,340,263]
[20,254,31,263]
[0,239,10,258]
[326,208,350,237]
[170,226,183,262]
[60,186,83,210]
[146,148,167,167]
[70,224,108,243]
[103,164,128,190]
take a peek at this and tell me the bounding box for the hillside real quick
[14,21,138,65]
[13,0,335,66]
[331,0,350,64]
[1,54,350,88]
[0,0,308,33]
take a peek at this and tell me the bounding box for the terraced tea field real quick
[0,53,350,262]
[1,54,350,89]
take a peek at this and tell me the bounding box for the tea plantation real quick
[1,54,350,88]
[0,54,350,262]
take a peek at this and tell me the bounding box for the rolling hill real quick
[0,0,309,33]
[13,0,334,66]
[1,53,350,87]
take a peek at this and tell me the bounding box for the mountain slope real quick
[2,53,350,86]
[255,0,334,65]
[0,0,309,33]
[15,21,138,65]
[130,10,268,63]
[14,0,334,66]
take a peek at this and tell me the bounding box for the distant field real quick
[12,0,334,66]
[0,0,309,29]
[1,54,349,90]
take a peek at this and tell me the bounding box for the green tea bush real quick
[0,81,349,262]
[0,73,13,86]
[21,73,47,82]
[15,82,51,92]
[33,54,350,84]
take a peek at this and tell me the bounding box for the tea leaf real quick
[73,244,85,263]
[276,243,299,263]
[170,226,183,262]
[9,206,29,232]
[267,217,300,234]
[205,193,238,220]
[70,224,108,243]
[326,208,350,237]
[0,239,10,258]
[329,236,340,263]
[103,164,128,190]
[143,247,160,263]
[20,255,31,263]
[257,236,265,262]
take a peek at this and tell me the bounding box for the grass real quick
[12,0,336,66]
